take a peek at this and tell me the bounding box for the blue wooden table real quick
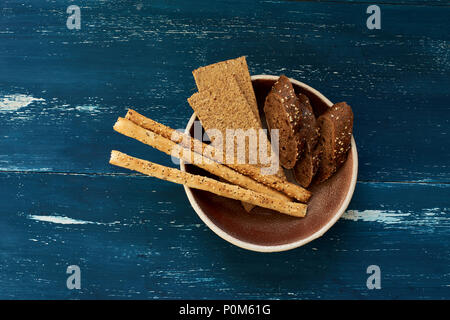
[0,0,449,299]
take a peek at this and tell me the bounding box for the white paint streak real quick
[28,214,119,226]
[342,210,410,224]
[29,215,91,225]
[75,105,100,113]
[342,208,448,225]
[0,94,45,111]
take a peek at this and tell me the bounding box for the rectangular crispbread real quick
[190,58,287,212]
[187,76,283,178]
[193,56,260,125]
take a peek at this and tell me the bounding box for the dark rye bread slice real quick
[313,102,354,184]
[263,75,302,169]
[297,94,320,148]
[294,147,322,188]
[293,94,321,188]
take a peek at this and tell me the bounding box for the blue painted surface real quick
[0,0,449,299]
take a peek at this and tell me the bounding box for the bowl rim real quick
[180,74,358,252]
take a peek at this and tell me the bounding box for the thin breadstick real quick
[125,109,311,202]
[113,117,291,202]
[110,150,307,217]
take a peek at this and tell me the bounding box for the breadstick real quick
[113,117,291,202]
[125,109,311,202]
[125,110,256,211]
[125,109,210,157]
[109,150,307,217]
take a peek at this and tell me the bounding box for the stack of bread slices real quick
[263,75,354,188]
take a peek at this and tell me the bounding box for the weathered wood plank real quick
[289,0,448,5]
[0,0,449,182]
[0,172,448,299]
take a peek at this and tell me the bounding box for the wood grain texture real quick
[288,0,448,5]
[0,0,448,182]
[0,0,449,299]
[0,172,448,299]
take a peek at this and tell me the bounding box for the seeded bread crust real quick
[263,75,302,169]
[293,94,321,188]
[188,70,285,175]
[296,94,320,149]
[313,102,353,184]
[188,76,268,166]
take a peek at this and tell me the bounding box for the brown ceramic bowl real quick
[180,75,358,252]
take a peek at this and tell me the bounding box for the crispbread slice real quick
[188,76,260,135]
[187,76,279,175]
[190,58,286,212]
[192,56,260,125]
